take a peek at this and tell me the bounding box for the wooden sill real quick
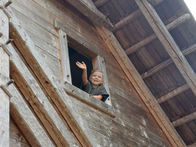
[64,82,115,118]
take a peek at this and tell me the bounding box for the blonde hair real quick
[91,69,103,75]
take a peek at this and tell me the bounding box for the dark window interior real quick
[68,46,93,89]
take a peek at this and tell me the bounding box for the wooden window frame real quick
[56,22,111,105]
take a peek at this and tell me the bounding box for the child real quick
[76,61,109,102]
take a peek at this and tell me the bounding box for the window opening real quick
[68,46,93,89]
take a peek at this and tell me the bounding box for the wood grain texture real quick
[96,26,180,147]
[8,7,91,146]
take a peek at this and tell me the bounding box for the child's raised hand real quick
[76,61,87,70]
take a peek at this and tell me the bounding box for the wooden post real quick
[0,8,9,147]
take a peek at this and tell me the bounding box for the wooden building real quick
[0,0,195,146]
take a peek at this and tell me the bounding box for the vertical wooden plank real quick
[0,8,9,147]
[58,29,72,84]
[0,48,10,147]
[0,10,9,44]
[92,56,111,105]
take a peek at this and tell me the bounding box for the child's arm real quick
[76,61,88,85]
[92,95,102,100]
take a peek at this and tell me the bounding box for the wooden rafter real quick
[95,0,110,7]
[113,0,165,31]
[157,84,189,103]
[135,0,196,100]
[96,26,185,147]
[172,111,196,127]
[64,0,113,30]
[141,44,196,79]
[114,10,140,31]
[125,13,191,55]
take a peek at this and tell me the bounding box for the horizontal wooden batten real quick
[157,84,189,103]
[113,10,140,31]
[64,0,113,30]
[141,44,196,79]
[172,111,196,127]
[113,0,165,31]
[95,0,110,7]
[125,13,191,55]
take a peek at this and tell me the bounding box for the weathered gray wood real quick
[7,43,78,146]
[8,7,91,146]
[0,9,9,44]
[65,0,113,30]
[126,13,191,55]
[114,10,141,31]
[7,83,54,147]
[0,0,11,7]
[95,0,110,7]
[58,30,72,83]
[0,88,9,147]
[142,44,196,79]
[0,9,9,146]
[136,0,196,103]
[10,119,30,147]
[96,26,185,147]
[172,111,196,127]
[55,19,101,55]
[64,82,114,117]
[148,0,164,5]
[113,0,167,32]
[158,84,189,103]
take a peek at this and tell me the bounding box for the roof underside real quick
[93,0,196,146]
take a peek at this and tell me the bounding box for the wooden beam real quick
[188,142,196,147]
[95,0,110,7]
[148,0,164,5]
[96,26,185,147]
[125,13,191,55]
[64,0,113,30]
[158,84,189,103]
[136,0,196,100]
[6,43,79,146]
[113,0,166,31]
[0,8,9,147]
[6,83,54,147]
[172,111,196,127]
[141,44,196,79]
[10,59,69,147]
[113,10,141,31]
[8,7,91,147]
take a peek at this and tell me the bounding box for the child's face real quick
[89,71,103,87]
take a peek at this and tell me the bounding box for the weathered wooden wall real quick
[8,0,169,146]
